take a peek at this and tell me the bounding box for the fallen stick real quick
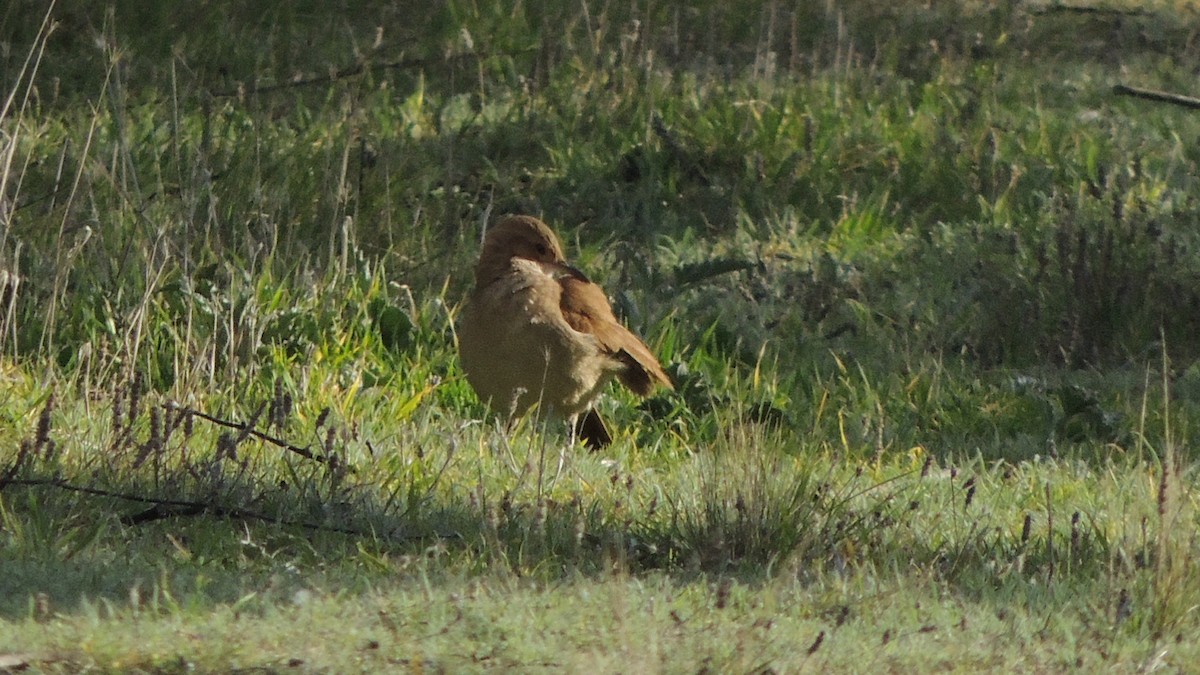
[1113,84,1200,110]
[166,401,345,469]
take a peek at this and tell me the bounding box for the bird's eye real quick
[536,244,549,256]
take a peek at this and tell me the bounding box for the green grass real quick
[3,0,1200,671]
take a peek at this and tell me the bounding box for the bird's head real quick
[475,215,567,285]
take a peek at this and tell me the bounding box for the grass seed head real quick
[128,372,143,425]
[35,392,55,450]
[148,407,162,454]
[110,386,125,435]
[806,630,825,655]
[1157,463,1169,518]
[716,578,731,609]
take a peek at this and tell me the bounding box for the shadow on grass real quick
[0,394,1168,625]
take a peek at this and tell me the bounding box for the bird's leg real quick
[574,408,613,451]
[555,414,577,482]
[566,413,580,447]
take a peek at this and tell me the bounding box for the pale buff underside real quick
[458,258,623,418]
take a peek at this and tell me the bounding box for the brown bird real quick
[457,215,672,449]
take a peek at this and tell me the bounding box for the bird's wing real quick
[553,265,673,396]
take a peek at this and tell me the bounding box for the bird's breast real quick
[458,263,620,417]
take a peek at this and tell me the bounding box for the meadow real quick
[2,0,1200,671]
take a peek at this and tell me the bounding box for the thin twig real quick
[1113,84,1200,110]
[4,477,385,536]
[209,48,536,98]
[166,402,343,469]
[651,112,712,187]
[1031,4,1149,17]
[6,476,207,507]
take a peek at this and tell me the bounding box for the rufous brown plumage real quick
[457,215,672,448]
